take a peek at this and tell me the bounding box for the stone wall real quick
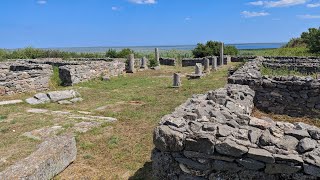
[228,60,320,117]
[59,60,125,86]
[152,84,320,179]
[160,58,176,66]
[262,59,320,74]
[0,61,53,95]
[0,59,126,95]
[182,56,230,67]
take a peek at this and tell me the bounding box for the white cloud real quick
[128,0,156,4]
[112,6,120,11]
[248,0,308,7]
[307,3,320,7]
[297,14,320,19]
[185,17,191,21]
[37,0,47,4]
[241,11,270,18]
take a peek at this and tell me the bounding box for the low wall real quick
[0,62,53,95]
[262,59,320,74]
[152,84,320,179]
[228,60,320,117]
[59,60,125,86]
[182,56,230,67]
[160,58,176,66]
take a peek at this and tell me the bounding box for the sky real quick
[0,0,319,48]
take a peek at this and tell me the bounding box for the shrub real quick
[105,49,118,58]
[301,27,320,53]
[192,41,238,58]
[283,38,306,48]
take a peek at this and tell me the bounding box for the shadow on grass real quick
[129,162,154,180]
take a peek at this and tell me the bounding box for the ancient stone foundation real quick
[0,61,53,95]
[152,84,320,179]
[160,58,176,66]
[0,59,126,95]
[182,56,230,67]
[228,60,320,117]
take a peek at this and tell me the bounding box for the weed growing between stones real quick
[50,66,62,89]
[261,66,317,78]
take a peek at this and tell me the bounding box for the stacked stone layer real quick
[0,61,53,95]
[160,58,176,66]
[152,84,320,179]
[228,60,320,117]
[182,56,231,67]
[0,59,126,95]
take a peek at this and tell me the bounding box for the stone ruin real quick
[0,58,126,95]
[182,56,231,67]
[228,58,320,117]
[152,57,320,179]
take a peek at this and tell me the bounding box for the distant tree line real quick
[283,27,320,54]
[192,41,239,58]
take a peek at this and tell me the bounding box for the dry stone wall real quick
[182,56,230,67]
[0,59,126,95]
[0,61,53,95]
[160,58,176,66]
[152,84,320,179]
[228,60,320,117]
[262,59,320,74]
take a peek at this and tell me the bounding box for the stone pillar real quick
[195,63,202,75]
[173,73,181,88]
[220,43,224,66]
[212,56,218,71]
[155,48,160,67]
[127,54,135,73]
[141,57,148,69]
[204,58,210,73]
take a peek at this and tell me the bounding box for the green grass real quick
[0,115,7,121]
[49,66,62,89]
[239,47,319,57]
[261,66,317,78]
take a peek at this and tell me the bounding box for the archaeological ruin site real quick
[1,46,320,180]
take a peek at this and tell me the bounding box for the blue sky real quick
[0,0,319,48]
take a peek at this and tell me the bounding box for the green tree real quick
[106,49,118,58]
[117,48,134,58]
[192,41,238,58]
[301,27,320,53]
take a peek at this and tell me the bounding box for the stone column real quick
[155,48,160,67]
[212,56,218,71]
[204,58,210,73]
[220,43,224,66]
[173,73,181,88]
[195,63,203,75]
[141,57,148,69]
[127,54,135,73]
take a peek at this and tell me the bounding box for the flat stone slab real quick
[47,90,79,102]
[73,121,102,133]
[22,126,64,140]
[0,100,23,106]
[0,135,77,179]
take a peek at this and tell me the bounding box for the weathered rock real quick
[247,148,275,163]
[273,154,303,164]
[58,100,73,105]
[70,97,83,103]
[236,158,265,170]
[185,136,215,155]
[265,164,301,174]
[285,130,310,140]
[154,125,185,152]
[73,122,102,133]
[22,126,64,140]
[47,90,80,102]
[297,138,317,153]
[215,138,248,157]
[212,160,241,172]
[249,117,275,130]
[276,135,299,151]
[303,164,320,177]
[0,135,76,179]
[26,97,45,105]
[34,93,51,103]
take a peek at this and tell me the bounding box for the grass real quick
[261,66,317,78]
[49,66,62,89]
[1,63,318,179]
[0,64,237,179]
[239,47,319,57]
